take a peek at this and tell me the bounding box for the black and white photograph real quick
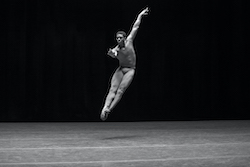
[1,0,249,166]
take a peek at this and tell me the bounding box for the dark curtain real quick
[1,0,248,121]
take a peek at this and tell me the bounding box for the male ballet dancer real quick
[100,7,149,121]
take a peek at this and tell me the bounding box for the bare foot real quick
[100,107,110,121]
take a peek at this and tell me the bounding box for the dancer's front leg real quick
[109,68,135,111]
[101,67,123,121]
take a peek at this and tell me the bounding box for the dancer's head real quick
[116,31,126,45]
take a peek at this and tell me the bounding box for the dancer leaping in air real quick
[101,7,149,121]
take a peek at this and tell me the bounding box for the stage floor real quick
[0,120,250,167]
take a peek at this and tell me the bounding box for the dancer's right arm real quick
[107,46,118,58]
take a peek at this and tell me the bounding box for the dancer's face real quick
[116,34,125,44]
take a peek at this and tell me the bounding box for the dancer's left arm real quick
[127,7,149,42]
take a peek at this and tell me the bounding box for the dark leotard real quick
[116,40,136,69]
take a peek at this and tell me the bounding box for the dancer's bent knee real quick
[116,89,125,96]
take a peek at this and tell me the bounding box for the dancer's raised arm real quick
[127,7,149,41]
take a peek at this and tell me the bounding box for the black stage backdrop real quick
[1,0,248,121]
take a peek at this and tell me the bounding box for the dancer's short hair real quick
[116,31,127,37]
